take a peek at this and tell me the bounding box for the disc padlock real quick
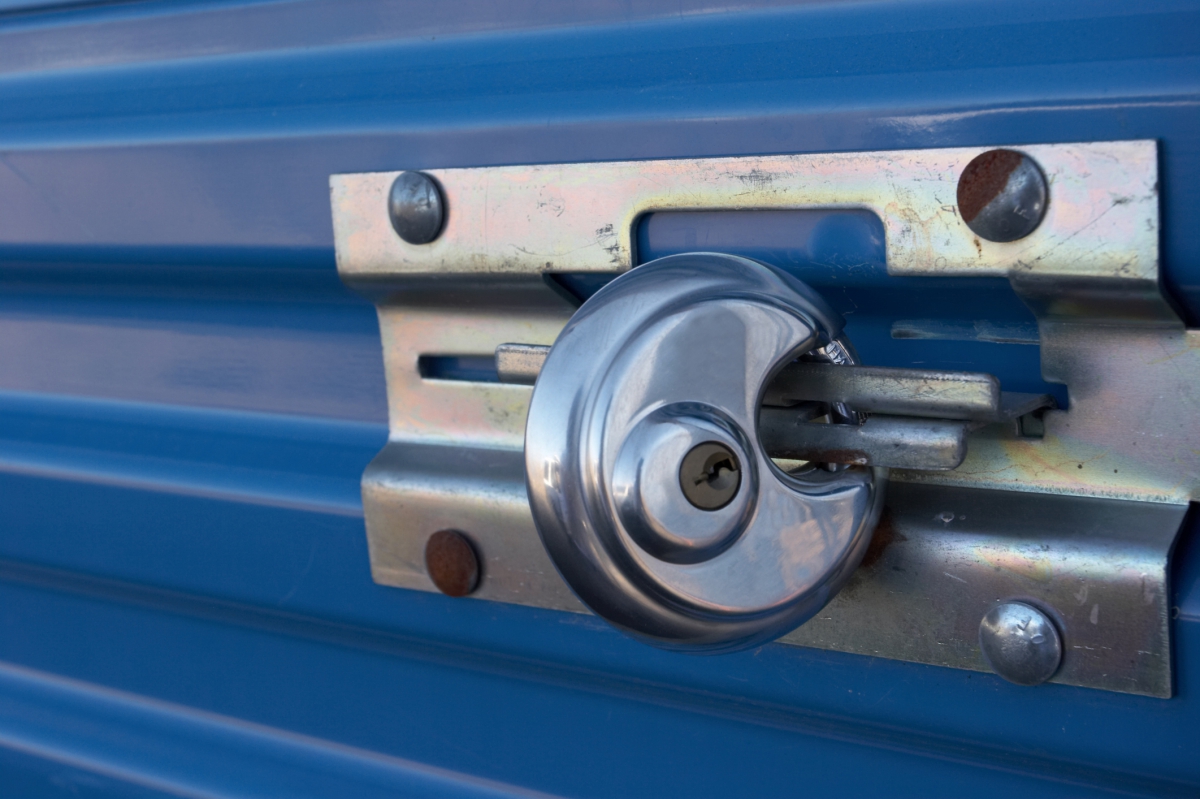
[525,253,885,652]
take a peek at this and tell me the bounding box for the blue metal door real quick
[0,1,1197,795]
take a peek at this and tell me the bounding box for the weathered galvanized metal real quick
[333,141,1193,697]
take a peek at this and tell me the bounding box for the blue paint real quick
[638,210,1069,406]
[0,0,1196,794]
[0,468,1195,796]
[0,1,1196,327]
[0,250,387,421]
[418,355,500,384]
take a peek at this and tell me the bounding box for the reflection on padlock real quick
[524,253,885,652]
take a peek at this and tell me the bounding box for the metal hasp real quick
[331,141,1196,697]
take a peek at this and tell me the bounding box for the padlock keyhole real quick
[697,454,736,489]
[680,442,742,511]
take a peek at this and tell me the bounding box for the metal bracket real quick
[331,142,1196,697]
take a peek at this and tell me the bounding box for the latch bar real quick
[496,343,1051,470]
[495,343,549,385]
[758,411,967,470]
[764,362,999,420]
[498,344,1046,422]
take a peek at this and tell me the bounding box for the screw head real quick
[389,171,445,245]
[979,601,1062,686]
[424,530,479,597]
[957,149,1047,242]
[679,441,741,511]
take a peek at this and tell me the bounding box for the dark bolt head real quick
[957,149,1047,243]
[679,442,741,511]
[389,171,445,245]
[424,530,479,597]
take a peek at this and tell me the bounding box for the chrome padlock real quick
[524,253,884,651]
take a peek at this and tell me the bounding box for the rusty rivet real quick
[957,149,1047,243]
[424,530,480,597]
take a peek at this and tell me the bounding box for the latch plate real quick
[332,141,1195,697]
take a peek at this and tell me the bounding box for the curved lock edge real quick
[524,253,887,652]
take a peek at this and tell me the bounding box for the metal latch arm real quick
[495,344,1053,471]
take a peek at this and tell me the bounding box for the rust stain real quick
[957,149,1023,223]
[859,507,907,569]
[425,529,481,597]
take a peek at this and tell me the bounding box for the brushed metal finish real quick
[758,411,968,470]
[333,142,1191,693]
[897,324,1200,504]
[362,442,584,611]
[373,287,572,452]
[495,343,550,386]
[525,253,884,651]
[763,363,1000,421]
[360,449,1183,696]
[333,141,1157,289]
[503,350,1023,424]
[781,482,1181,697]
[499,347,1049,470]
[335,141,1193,503]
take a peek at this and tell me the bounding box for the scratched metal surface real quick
[331,142,1158,281]
[0,0,1198,796]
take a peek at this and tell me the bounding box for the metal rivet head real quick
[679,441,741,511]
[389,171,445,245]
[957,149,1047,242]
[979,601,1062,686]
[424,530,479,597]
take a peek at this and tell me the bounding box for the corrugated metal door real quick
[0,1,1197,796]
